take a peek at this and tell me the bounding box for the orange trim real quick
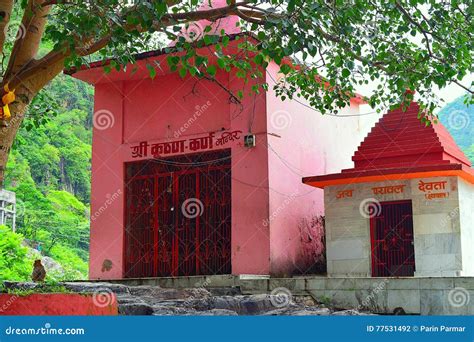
[304,170,474,188]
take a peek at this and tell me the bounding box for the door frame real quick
[122,149,232,278]
[369,199,415,277]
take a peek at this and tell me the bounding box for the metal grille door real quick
[370,200,415,277]
[124,150,231,277]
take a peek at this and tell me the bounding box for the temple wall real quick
[324,176,463,277]
[89,82,126,279]
[89,68,272,279]
[85,46,378,279]
[264,62,370,276]
[458,178,474,276]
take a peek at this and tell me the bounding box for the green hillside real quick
[2,73,93,281]
[438,95,474,163]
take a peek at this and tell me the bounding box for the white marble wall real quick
[458,178,474,276]
[324,176,467,277]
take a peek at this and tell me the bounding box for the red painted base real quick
[0,293,118,316]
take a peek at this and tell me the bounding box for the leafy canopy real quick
[4,0,473,117]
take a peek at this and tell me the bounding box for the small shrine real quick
[303,102,474,277]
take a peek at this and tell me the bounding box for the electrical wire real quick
[267,143,306,176]
[148,154,232,166]
[231,176,317,198]
[266,71,379,117]
[131,147,315,198]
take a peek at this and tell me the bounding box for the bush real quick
[0,226,34,281]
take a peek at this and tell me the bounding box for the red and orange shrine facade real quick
[304,102,474,278]
[70,39,368,279]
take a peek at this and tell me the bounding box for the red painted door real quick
[124,150,231,278]
[370,200,415,277]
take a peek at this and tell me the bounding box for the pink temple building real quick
[69,1,370,280]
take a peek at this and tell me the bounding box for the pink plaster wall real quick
[86,53,271,279]
[265,62,367,275]
[76,40,373,279]
[89,82,125,279]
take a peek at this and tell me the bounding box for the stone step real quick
[1,281,372,316]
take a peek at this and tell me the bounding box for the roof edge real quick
[64,33,367,103]
[302,164,474,188]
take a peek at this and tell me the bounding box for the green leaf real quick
[207,65,217,76]
[147,64,157,79]
[222,36,230,47]
[254,54,264,65]
[217,58,226,69]
[280,64,291,75]
[288,0,296,12]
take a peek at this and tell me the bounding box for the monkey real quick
[393,307,406,315]
[101,259,113,272]
[31,259,46,282]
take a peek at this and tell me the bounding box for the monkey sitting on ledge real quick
[31,259,46,282]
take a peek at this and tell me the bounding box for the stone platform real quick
[98,275,474,315]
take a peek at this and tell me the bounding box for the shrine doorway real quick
[124,149,231,277]
[370,200,415,277]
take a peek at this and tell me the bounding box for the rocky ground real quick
[2,281,373,316]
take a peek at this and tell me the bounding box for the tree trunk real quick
[0,0,14,56]
[0,86,30,187]
[0,58,65,187]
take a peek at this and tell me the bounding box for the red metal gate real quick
[124,150,231,277]
[370,200,415,277]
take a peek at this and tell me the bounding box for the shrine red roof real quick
[303,102,474,188]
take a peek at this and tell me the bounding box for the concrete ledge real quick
[100,275,474,315]
[98,275,238,288]
[0,293,117,315]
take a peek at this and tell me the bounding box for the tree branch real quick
[4,0,52,80]
[0,0,14,56]
[6,2,271,90]
[451,79,474,95]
